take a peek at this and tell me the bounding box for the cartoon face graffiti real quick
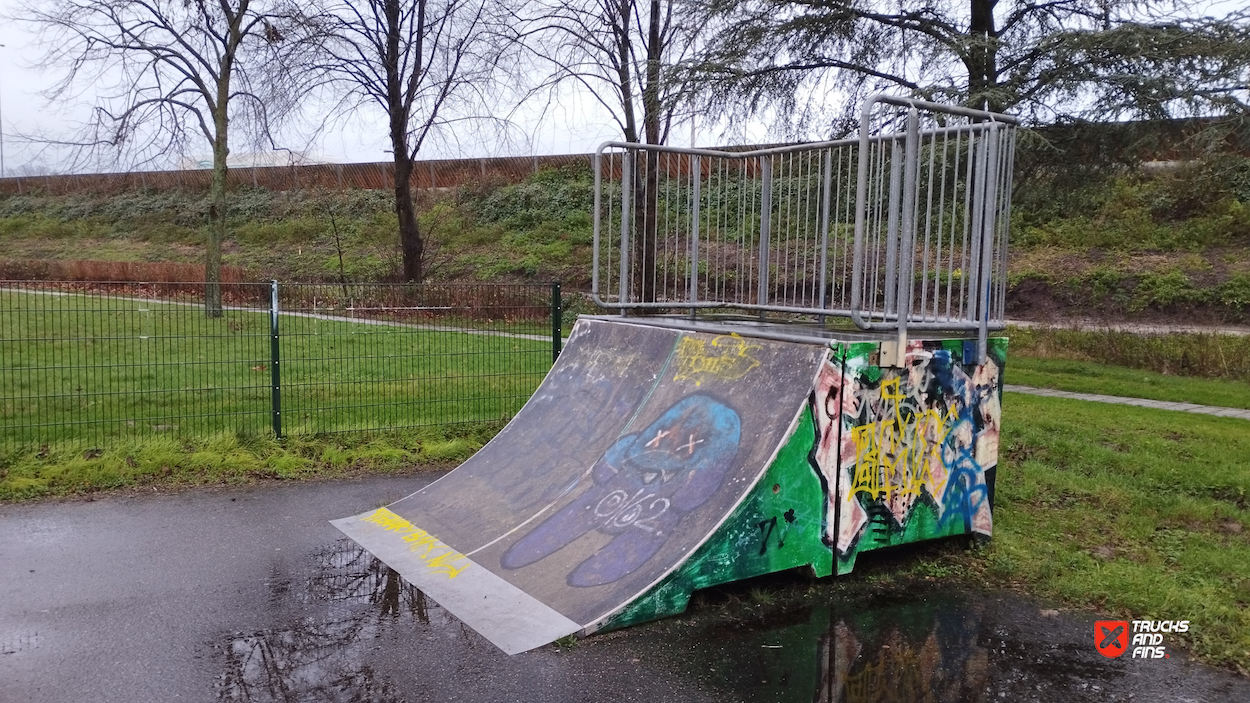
[500,394,742,588]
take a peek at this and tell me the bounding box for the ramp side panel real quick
[330,508,580,655]
[464,331,827,626]
[385,318,681,553]
[827,337,1007,575]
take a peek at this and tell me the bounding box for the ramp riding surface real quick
[332,318,827,654]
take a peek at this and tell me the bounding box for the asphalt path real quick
[3,475,1249,703]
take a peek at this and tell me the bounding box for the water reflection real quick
[216,539,450,703]
[690,596,990,702]
[682,588,1250,703]
[301,537,430,623]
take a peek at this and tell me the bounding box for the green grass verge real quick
[867,393,1250,674]
[1009,324,1250,381]
[0,423,502,501]
[1007,356,1250,409]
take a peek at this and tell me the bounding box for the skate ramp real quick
[332,317,827,654]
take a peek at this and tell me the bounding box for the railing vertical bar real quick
[757,156,772,309]
[619,151,632,312]
[959,130,975,320]
[592,150,603,304]
[818,147,832,319]
[977,124,1002,364]
[690,155,701,313]
[920,124,937,322]
[896,108,920,353]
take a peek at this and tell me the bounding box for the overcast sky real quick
[0,0,1241,176]
[0,0,650,175]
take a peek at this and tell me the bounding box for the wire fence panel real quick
[593,141,860,316]
[275,283,554,436]
[592,94,1018,358]
[0,281,557,450]
[0,282,273,447]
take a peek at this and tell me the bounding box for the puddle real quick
[214,539,465,703]
[648,589,1250,702]
[213,540,1250,702]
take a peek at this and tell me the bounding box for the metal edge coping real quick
[580,315,997,346]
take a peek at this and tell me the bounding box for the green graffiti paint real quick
[599,405,831,631]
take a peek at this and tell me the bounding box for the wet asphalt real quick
[2,474,1249,703]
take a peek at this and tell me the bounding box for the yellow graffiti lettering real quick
[361,508,413,534]
[357,508,472,579]
[880,377,904,401]
[851,425,883,496]
[672,334,762,386]
[850,403,950,505]
[425,549,471,578]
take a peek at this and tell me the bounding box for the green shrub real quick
[1129,270,1209,311]
[1217,273,1250,310]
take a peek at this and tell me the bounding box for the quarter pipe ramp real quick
[333,317,1006,654]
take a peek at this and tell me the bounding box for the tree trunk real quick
[394,156,423,283]
[629,0,663,306]
[206,115,228,318]
[966,0,1000,111]
[385,0,423,284]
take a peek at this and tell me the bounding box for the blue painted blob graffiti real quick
[927,349,964,400]
[939,442,989,531]
[501,394,742,587]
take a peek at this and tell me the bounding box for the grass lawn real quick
[977,393,1250,673]
[0,423,505,501]
[1007,356,1250,409]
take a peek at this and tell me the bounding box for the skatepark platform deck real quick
[334,316,1005,654]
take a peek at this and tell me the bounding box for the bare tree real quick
[19,0,305,315]
[514,0,702,145]
[309,0,502,284]
[511,0,705,302]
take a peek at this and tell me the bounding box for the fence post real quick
[757,157,772,311]
[551,282,562,363]
[270,280,283,438]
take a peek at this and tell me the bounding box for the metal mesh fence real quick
[592,95,1018,346]
[0,281,558,449]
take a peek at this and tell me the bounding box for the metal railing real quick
[592,94,1018,360]
[0,281,561,448]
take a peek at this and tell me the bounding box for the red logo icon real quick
[1095,620,1129,658]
